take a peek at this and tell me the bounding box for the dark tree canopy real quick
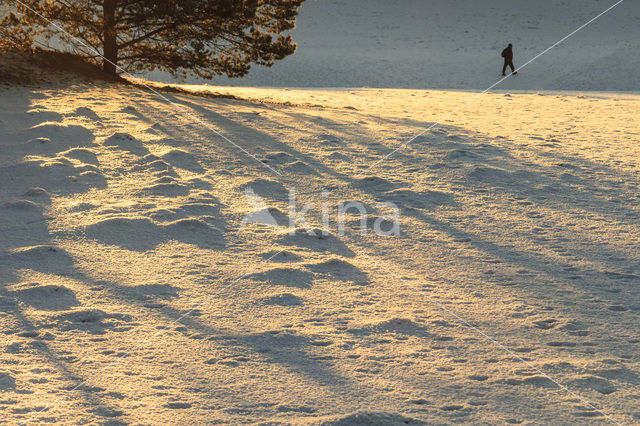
[0,0,305,78]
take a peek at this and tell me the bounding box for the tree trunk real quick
[103,0,117,75]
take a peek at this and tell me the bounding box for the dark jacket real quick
[501,46,513,61]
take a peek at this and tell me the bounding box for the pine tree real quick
[0,0,305,78]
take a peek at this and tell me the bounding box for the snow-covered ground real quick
[151,0,640,91]
[1,80,639,424]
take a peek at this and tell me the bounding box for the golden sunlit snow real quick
[0,83,639,424]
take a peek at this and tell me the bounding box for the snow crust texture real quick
[0,83,639,424]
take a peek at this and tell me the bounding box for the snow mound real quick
[119,105,148,120]
[0,372,16,391]
[84,217,224,251]
[259,250,302,262]
[324,152,351,162]
[262,151,297,164]
[131,283,180,300]
[135,155,173,173]
[153,176,177,185]
[568,376,617,395]
[353,176,399,192]
[319,411,425,426]
[52,309,132,332]
[1,199,41,211]
[242,206,289,228]
[56,308,108,323]
[26,108,63,122]
[102,132,149,155]
[442,148,480,161]
[24,187,50,198]
[285,160,316,175]
[276,228,355,257]
[8,284,79,311]
[165,218,217,233]
[138,182,190,197]
[306,258,369,284]
[262,152,296,165]
[314,136,342,147]
[7,157,106,193]
[373,318,424,333]
[247,267,314,289]
[6,245,72,262]
[261,293,303,306]
[159,149,203,172]
[69,107,101,121]
[84,217,165,249]
[68,202,96,212]
[177,202,221,217]
[28,122,94,146]
[144,122,168,135]
[239,178,289,201]
[25,137,50,146]
[60,147,99,165]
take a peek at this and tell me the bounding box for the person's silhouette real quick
[501,43,517,76]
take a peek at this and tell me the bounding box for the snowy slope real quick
[1,80,639,424]
[150,0,640,91]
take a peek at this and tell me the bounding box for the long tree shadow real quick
[0,88,133,421]
[1,289,126,421]
[176,94,640,310]
[4,85,639,422]
[43,269,368,406]
[110,93,640,422]
[0,87,223,422]
[201,94,640,226]
[171,93,640,264]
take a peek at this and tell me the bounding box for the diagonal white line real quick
[362,0,625,175]
[355,249,621,424]
[20,249,286,424]
[12,0,282,177]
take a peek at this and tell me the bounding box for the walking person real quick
[501,43,517,76]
